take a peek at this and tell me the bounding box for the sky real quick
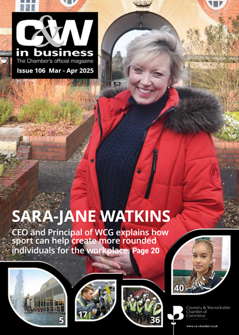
[9,268,53,296]
[113,29,149,57]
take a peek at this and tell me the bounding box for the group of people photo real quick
[123,290,162,326]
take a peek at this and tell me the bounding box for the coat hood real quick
[98,85,224,134]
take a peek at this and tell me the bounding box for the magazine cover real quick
[0,0,238,332]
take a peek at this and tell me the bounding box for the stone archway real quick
[100,11,178,89]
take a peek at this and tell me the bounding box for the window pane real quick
[32,0,36,3]
[26,4,30,11]
[20,0,24,3]
[20,4,24,11]
[31,4,35,11]
[26,0,30,3]
[61,0,78,6]
[207,0,226,9]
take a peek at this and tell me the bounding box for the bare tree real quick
[185,16,239,112]
[112,51,124,80]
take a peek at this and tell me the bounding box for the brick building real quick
[0,0,238,88]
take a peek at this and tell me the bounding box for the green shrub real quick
[214,112,239,141]
[0,152,25,202]
[18,98,83,124]
[0,98,14,124]
[0,77,12,97]
[0,152,21,176]
[60,100,82,125]
[227,111,239,122]
[18,98,53,123]
[35,102,62,124]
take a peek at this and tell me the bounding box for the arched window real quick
[60,0,79,7]
[206,0,227,10]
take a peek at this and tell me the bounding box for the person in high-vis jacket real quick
[144,299,152,325]
[151,302,162,325]
[136,301,144,324]
[135,295,140,306]
[142,294,147,305]
[150,297,157,311]
[126,297,131,317]
[76,284,100,320]
[129,298,137,321]
[123,300,129,314]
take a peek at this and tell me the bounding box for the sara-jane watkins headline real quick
[12,209,171,225]
[11,209,170,256]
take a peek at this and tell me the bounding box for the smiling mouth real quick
[138,87,153,94]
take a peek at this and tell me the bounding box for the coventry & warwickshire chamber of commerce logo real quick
[167,306,184,334]
[12,12,98,79]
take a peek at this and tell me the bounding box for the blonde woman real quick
[71,27,224,290]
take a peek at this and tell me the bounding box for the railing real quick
[173,270,227,277]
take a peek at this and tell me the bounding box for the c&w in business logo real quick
[16,15,93,47]
[12,12,98,79]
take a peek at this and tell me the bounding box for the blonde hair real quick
[81,284,94,295]
[124,26,187,84]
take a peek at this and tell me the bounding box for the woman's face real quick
[192,243,213,276]
[128,53,172,105]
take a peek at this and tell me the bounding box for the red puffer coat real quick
[70,86,224,290]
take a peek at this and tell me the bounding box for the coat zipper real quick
[97,102,103,145]
[144,149,158,199]
[143,106,174,199]
[123,106,174,204]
